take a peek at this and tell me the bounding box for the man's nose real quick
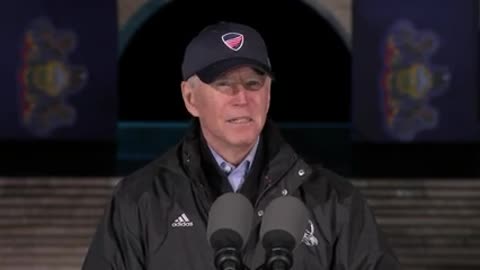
[233,85,248,105]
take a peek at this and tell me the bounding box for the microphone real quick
[207,192,254,270]
[259,196,309,270]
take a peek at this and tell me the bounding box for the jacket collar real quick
[180,118,312,198]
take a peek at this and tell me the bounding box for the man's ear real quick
[181,79,199,117]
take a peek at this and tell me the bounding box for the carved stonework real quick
[117,0,352,39]
[117,0,150,28]
[302,0,352,46]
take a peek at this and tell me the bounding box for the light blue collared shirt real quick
[208,137,260,192]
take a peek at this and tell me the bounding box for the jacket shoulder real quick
[304,164,358,203]
[112,144,182,203]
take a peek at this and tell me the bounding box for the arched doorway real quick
[119,0,351,124]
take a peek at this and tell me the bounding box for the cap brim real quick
[196,58,273,84]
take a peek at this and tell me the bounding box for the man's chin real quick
[228,136,258,149]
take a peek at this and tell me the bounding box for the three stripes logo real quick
[171,213,194,227]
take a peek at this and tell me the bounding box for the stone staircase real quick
[0,178,117,270]
[354,179,480,270]
[0,177,479,270]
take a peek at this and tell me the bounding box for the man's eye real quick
[214,80,232,87]
[246,80,260,86]
[245,80,263,90]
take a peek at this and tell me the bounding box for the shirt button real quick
[221,163,232,174]
[282,189,288,196]
[257,210,264,217]
[298,169,305,176]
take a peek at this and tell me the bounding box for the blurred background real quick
[0,0,479,269]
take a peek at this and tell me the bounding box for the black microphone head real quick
[207,192,254,251]
[259,196,309,251]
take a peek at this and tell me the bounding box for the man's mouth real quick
[227,117,253,124]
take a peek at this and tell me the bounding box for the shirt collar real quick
[208,136,260,175]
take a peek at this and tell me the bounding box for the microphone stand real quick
[215,247,243,270]
[265,248,292,270]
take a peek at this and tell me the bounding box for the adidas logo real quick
[171,213,194,227]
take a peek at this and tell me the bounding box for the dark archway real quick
[119,0,351,124]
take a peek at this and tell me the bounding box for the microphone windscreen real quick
[207,192,254,250]
[259,196,309,250]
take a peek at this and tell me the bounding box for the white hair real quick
[186,76,200,89]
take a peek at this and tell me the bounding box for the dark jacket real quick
[82,119,400,270]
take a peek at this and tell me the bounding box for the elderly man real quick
[82,21,400,270]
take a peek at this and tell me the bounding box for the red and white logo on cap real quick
[221,32,244,51]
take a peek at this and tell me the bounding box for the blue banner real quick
[352,0,479,142]
[0,1,118,141]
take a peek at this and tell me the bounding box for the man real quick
[82,21,400,270]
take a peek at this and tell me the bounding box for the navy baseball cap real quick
[181,21,273,83]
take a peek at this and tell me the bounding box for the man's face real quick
[181,65,271,152]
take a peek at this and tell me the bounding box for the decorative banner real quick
[19,17,88,137]
[0,1,118,140]
[352,0,479,142]
[380,20,451,141]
